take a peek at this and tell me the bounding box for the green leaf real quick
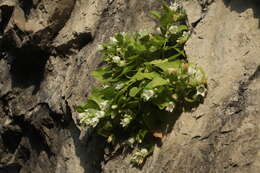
[115,33,124,43]
[177,25,188,32]
[150,34,167,46]
[85,99,101,109]
[184,97,197,103]
[135,129,148,143]
[145,76,169,89]
[99,87,116,100]
[114,64,135,79]
[162,3,171,13]
[92,67,112,82]
[129,87,141,97]
[149,59,183,72]
[150,10,161,19]
[75,99,100,112]
[167,52,182,60]
[131,70,159,81]
[153,98,171,110]
[74,105,85,113]
[173,47,186,56]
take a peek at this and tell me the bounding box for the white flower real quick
[107,136,112,143]
[99,101,109,110]
[166,102,175,112]
[140,148,148,156]
[111,105,118,109]
[196,85,207,97]
[169,3,179,11]
[110,36,118,43]
[103,85,109,88]
[83,114,99,127]
[89,111,104,127]
[156,27,161,33]
[169,1,182,11]
[120,114,132,127]
[90,117,99,127]
[169,25,178,34]
[118,60,126,67]
[115,83,124,90]
[97,44,103,51]
[116,47,121,52]
[188,66,197,75]
[141,89,155,101]
[190,67,204,82]
[150,46,157,52]
[195,72,204,81]
[112,56,121,63]
[128,137,135,144]
[79,109,104,127]
[182,31,190,37]
[78,112,86,119]
[131,148,149,165]
[96,110,105,118]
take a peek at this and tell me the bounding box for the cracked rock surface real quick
[0,0,260,173]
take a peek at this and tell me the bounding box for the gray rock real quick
[0,0,260,173]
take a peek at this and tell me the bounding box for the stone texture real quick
[0,0,260,173]
[103,0,260,172]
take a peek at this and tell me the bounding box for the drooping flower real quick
[97,44,103,51]
[169,2,179,11]
[112,56,121,63]
[116,47,122,52]
[121,32,126,36]
[118,60,126,67]
[182,31,190,37]
[140,148,148,155]
[110,36,118,43]
[196,85,207,97]
[141,89,155,101]
[188,66,197,75]
[166,101,175,112]
[115,83,124,90]
[128,137,135,145]
[156,27,161,34]
[80,109,105,127]
[168,25,178,34]
[99,101,109,110]
[103,85,109,88]
[111,105,118,109]
[131,148,149,165]
[96,110,105,118]
[120,114,133,127]
[78,112,86,119]
[107,135,114,143]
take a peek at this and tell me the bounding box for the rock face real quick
[0,0,260,173]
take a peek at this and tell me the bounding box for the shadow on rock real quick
[223,0,260,27]
[0,164,21,173]
[8,44,49,93]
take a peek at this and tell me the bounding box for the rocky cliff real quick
[0,0,259,173]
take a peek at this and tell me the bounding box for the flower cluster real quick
[80,109,105,127]
[131,148,149,165]
[169,2,181,11]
